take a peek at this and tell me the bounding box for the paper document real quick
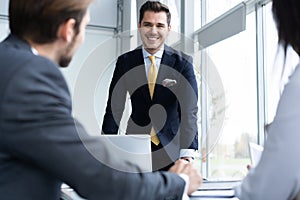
[248,142,264,167]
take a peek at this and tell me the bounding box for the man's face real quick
[138,11,171,55]
[59,10,90,67]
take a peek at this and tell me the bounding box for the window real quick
[206,0,245,23]
[195,0,300,180]
[200,11,257,180]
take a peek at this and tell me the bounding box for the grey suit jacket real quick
[0,34,186,200]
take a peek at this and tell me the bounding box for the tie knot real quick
[149,55,155,64]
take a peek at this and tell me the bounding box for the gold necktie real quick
[148,55,160,145]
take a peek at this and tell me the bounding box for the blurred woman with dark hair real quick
[235,0,300,199]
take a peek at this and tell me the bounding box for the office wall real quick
[89,0,118,28]
[0,0,117,27]
[0,0,9,16]
[0,0,9,40]
[62,29,116,136]
[0,19,9,41]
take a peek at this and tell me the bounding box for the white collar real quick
[142,45,164,59]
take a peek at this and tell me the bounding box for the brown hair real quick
[139,1,171,26]
[9,0,93,44]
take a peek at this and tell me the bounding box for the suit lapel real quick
[153,46,176,101]
[157,46,176,84]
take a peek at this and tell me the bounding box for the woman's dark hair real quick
[139,1,171,26]
[9,0,93,44]
[272,0,300,55]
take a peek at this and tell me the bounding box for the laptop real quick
[95,134,152,173]
[61,135,151,199]
[191,180,241,198]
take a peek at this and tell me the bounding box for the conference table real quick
[61,180,241,200]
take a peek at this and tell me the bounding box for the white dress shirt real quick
[142,46,164,79]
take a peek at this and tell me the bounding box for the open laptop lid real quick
[94,135,152,173]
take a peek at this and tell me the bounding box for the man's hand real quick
[169,159,202,195]
[247,164,252,171]
[180,156,194,163]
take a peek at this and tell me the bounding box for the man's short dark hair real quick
[139,1,171,26]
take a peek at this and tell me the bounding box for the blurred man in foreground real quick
[0,0,201,199]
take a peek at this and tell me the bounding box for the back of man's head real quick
[9,0,93,44]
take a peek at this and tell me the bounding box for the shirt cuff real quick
[180,149,196,159]
[179,174,190,200]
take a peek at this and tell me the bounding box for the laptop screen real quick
[94,135,152,173]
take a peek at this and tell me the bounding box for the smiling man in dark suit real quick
[102,1,198,171]
[0,0,202,199]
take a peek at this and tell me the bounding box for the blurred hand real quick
[247,164,252,171]
[169,159,202,195]
[180,156,194,163]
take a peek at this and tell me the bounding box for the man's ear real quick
[57,18,76,42]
